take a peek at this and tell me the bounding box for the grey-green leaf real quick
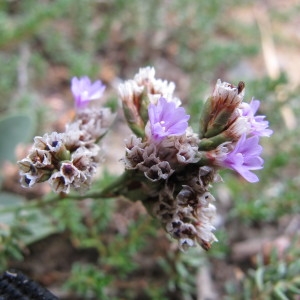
[0,114,33,165]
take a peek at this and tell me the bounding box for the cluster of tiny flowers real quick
[18,77,113,194]
[119,68,215,250]
[201,80,273,183]
[152,168,219,251]
[119,67,272,250]
[17,67,272,252]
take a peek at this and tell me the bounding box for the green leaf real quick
[0,192,58,244]
[287,283,300,294]
[21,208,58,244]
[0,191,25,206]
[0,192,25,223]
[274,285,289,300]
[255,267,265,292]
[0,114,33,165]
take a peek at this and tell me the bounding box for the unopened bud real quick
[199,79,245,138]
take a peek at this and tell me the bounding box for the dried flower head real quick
[151,169,218,251]
[18,76,112,194]
[119,67,221,251]
[18,67,273,253]
[67,108,115,142]
[119,68,272,251]
[18,130,101,193]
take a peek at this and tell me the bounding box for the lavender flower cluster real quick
[18,78,114,194]
[119,67,272,250]
[18,67,272,251]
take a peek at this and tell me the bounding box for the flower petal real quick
[148,97,190,142]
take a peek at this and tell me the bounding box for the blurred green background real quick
[0,0,300,299]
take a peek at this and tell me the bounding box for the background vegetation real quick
[0,0,300,299]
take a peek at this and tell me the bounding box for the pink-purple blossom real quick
[71,76,106,109]
[148,97,190,142]
[220,134,264,183]
[241,99,273,137]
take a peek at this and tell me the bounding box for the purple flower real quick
[241,99,273,137]
[220,134,264,183]
[71,76,106,109]
[148,97,190,142]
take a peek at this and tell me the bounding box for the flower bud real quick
[118,80,146,137]
[199,80,245,139]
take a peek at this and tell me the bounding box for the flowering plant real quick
[17,67,272,251]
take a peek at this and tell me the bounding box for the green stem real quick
[0,171,134,214]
